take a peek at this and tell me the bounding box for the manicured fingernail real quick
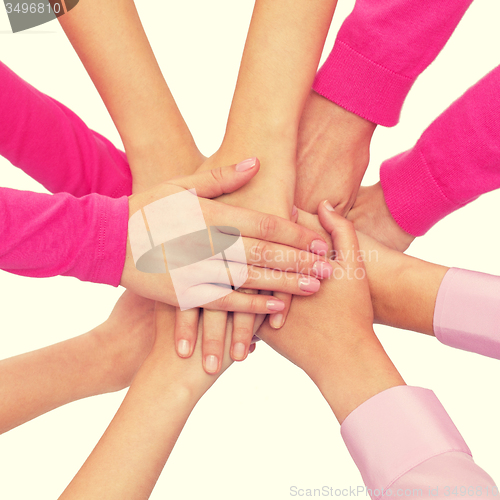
[205,355,219,374]
[177,339,190,357]
[270,313,284,329]
[267,300,285,312]
[324,200,335,212]
[235,157,257,172]
[299,277,321,293]
[292,205,298,216]
[249,344,257,354]
[311,239,328,256]
[233,342,246,361]
[313,260,333,278]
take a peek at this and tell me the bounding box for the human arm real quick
[257,203,496,490]
[57,301,235,500]
[0,291,155,435]
[296,0,474,215]
[58,0,203,192]
[349,65,500,249]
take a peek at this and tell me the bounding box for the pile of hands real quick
[109,91,412,407]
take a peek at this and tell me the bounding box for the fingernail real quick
[233,342,246,361]
[299,277,321,293]
[312,260,333,278]
[270,313,284,329]
[177,339,190,357]
[205,355,219,374]
[249,343,257,354]
[267,300,285,312]
[310,239,328,256]
[292,205,298,216]
[324,200,335,212]
[235,157,257,172]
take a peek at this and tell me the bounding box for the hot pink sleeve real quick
[380,65,500,236]
[312,0,473,126]
[0,187,128,286]
[341,386,496,499]
[433,268,500,359]
[0,60,132,198]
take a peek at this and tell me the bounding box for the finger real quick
[317,200,359,263]
[204,206,328,255]
[269,292,292,329]
[205,289,286,314]
[242,237,333,278]
[231,311,256,361]
[171,158,260,199]
[242,266,321,295]
[202,309,228,375]
[174,308,199,358]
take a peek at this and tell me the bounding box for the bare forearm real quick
[220,0,337,207]
[59,357,197,500]
[59,1,201,185]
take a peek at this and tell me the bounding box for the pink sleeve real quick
[0,60,132,198]
[341,386,496,499]
[0,187,128,286]
[312,0,473,126]
[380,65,500,236]
[433,268,500,359]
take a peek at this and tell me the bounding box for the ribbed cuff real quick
[380,147,462,237]
[341,386,470,494]
[434,268,500,359]
[70,194,129,287]
[312,40,414,127]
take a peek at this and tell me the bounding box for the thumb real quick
[171,158,260,199]
[317,200,359,262]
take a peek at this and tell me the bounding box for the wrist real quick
[309,332,405,423]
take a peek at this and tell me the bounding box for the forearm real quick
[59,356,197,500]
[59,1,202,187]
[359,233,449,336]
[219,0,338,209]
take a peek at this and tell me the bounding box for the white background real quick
[1,0,500,498]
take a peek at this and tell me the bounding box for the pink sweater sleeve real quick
[0,60,131,285]
[0,60,132,198]
[341,386,496,499]
[433,268,500,359]
[380,65,500,236]
[312,0,473,126]
[0,187,128,286]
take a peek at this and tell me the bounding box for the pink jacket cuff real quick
[341,386,470,493]
[434,268,500,359]
[380,147,465,237]
[312,40,414,127]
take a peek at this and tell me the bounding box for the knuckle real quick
[232,326,253,342]
[259,215,278,241]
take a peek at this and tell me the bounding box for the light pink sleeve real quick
[380,65,500,236]
[312,0,473,126]
[341,386,496,499]
[433,268,500,359]
[0,187,128,286]
[0,60,132,198]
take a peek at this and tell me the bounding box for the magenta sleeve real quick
[380,65,500,236]
[312,0,473,126]
[433,268,500,359]
[340,386,497,497]
[0,187,129,286]
[0,60,132,198]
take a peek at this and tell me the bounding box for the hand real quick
[257,202,405,423]
[347,182,415,252]
[296,91,376,215]
[121,160,329,313]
